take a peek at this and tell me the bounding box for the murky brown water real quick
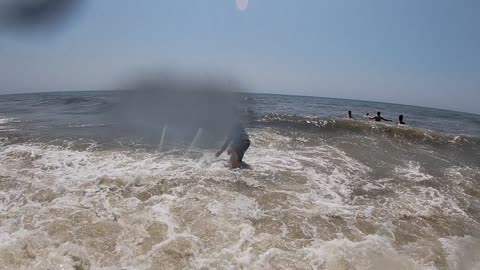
[0,127,479,269]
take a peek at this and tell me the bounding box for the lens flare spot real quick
[235,0,248,11]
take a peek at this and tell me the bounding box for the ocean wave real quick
[0,128,479,269]
[0,118,14,125]
[256,113,480,146]
[0,116,21,125]
[0,117,20,133]
[29,95,108,108]
[62,96,92,105]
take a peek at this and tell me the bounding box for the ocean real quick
[0,90,479,269]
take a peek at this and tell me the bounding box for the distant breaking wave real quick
[256,113,480,146]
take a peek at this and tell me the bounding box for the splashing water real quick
[0,91,479,269]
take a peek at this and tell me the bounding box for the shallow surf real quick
[0,91,479,269]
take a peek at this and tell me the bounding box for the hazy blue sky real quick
[1,0,479,114]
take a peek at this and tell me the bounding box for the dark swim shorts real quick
[232,139,250,163]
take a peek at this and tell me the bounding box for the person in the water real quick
[397,114,406,125]
[347,110,353,119]
[369,112,392,122]
[215,122,250,169]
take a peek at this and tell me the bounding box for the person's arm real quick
[382,117,392,122]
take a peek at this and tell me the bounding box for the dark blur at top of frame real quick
[0,0,82,33]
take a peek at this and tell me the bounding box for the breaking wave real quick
[257,113,480,146]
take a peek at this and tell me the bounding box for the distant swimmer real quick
[397,114,406,125]
[347,110,353,119]
[368,112,392,122]
[215,122,250,169]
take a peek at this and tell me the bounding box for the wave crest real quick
[256,113,480,146]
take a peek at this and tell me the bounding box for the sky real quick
[1,0,479,114]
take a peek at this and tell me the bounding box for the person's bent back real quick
[215,122,250,169]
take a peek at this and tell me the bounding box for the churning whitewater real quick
[0,91,479,269]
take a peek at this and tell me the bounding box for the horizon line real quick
[0,88,478,116]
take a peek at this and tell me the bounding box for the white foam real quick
[395,161,433,182]
[0,117,15,125]
[251,235,426,270]
[0,116,17,132]
[0,128,477,269]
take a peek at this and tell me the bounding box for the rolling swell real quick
[256,113,480,147]
[1,92,480,269]
[25,93,108,107]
